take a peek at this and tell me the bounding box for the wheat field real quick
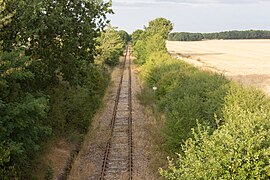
[167,40,270,95]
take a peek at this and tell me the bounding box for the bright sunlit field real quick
[167,40,270,95]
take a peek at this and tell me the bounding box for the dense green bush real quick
[135,18,270,179]
[141,51,270,179]
[47,65,109,134]
[0,0,119,178]
[160,84,270,179]
[0,50,51,178]
[140,53,229,152]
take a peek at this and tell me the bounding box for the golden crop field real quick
[167,40,270,95]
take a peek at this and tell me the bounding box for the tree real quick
[118,30,130,45]
[133,17,173,64]
[131,29,143,46]
[145,17,173,39]
[1,1,51,178]
[0,0,14,49]
[0,0,113,178]
[2,0,112,87]
[96,25,125,65]
[168,30,270,41]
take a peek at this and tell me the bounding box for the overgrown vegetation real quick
[132,17,173,65]
[160,84,270,179]
[118,30,131,45]
[0,0,125,178]
[96,26,126,66]
[133,18,270,179]
[140,54,230,152]
[169,30,270,41]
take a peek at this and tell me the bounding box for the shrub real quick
[140,54,229,152]
[160,84,270,179]
[134,17,270,180]
[47,65,110,134]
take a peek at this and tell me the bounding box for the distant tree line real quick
[168,32,204,41]
[168,30,270,41]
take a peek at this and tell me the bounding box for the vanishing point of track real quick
[100,46,133,179]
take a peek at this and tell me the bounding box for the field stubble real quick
[167,40,270,95]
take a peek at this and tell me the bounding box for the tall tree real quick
[145,17,173,39]
[131,29,143,46]
[2,0,113,87]
[1,1,51,178]
[133,17,173,64]
[118,30,130,45]
[96,25,124,65]
[0,0,113,178]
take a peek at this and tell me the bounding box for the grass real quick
[137,87,168,178]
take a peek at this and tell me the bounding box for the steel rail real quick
[100,46,133,180]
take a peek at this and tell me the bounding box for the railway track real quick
[100,46,133,179]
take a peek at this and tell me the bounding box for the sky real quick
[108,0,270,33]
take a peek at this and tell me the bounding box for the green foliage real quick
[132,17,173,65]
[0,0,113,178]
[140,53,229,152]
[96,25,125,66]
[0,142,17,180]
[131,29,143,46]
[204,30,270,40]
[2,0,112,87]
[44,164,53,180]
[0,50,51,178]
[137,17,270,180]
[145,17,173,39]
[118,30,130,45]
[132,40,147,65]
[169,30,270,41]
[168,32,204,41]
[0,0,14,50]
[0,0,14,30]
[160,85,270,179]
[134,34,168,65]
[141,50,270,179]
[47,65,110,134]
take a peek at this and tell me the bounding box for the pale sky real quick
[108,0,270,33]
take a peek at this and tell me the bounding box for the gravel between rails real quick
[68,55,157,180]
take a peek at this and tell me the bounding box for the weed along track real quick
[100,46,133,179]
